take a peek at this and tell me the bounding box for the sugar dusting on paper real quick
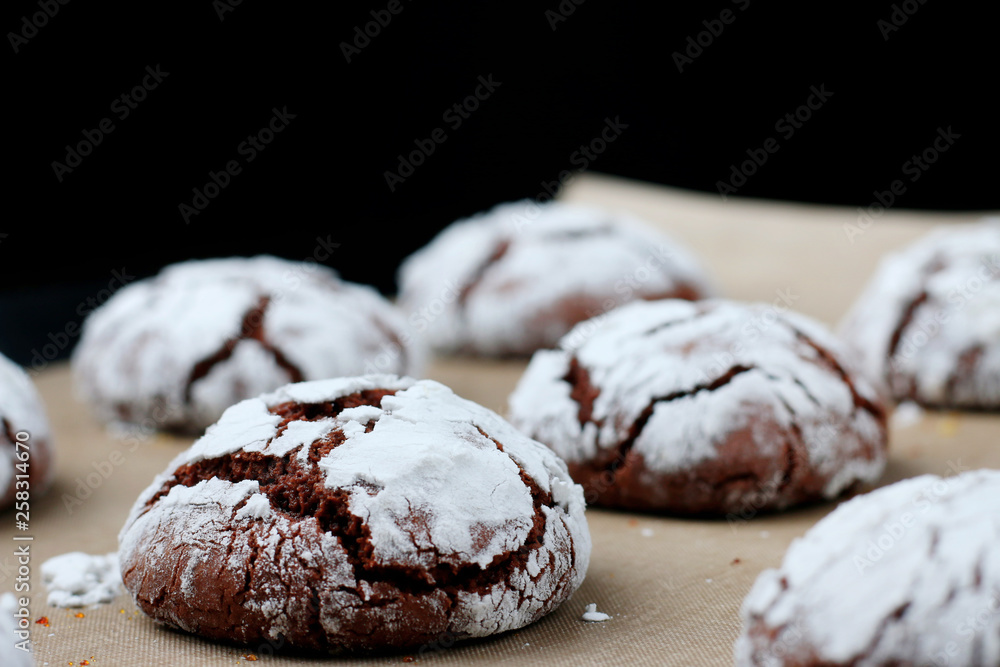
[581,603,611,622]
[41,552,122,607]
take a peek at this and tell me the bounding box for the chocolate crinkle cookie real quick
[0,351,55,508]
[736,469,1000,666]
[73,256,422,434]
[118,375,590,653]
[508,299,888,515]
[397,200,714,356]
[839,218,1000,409]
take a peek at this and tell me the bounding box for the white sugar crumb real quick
[706,578,713,583]
[759,531,770,538]
[641,528,654,537]
[581,603,611,622]
[41,552,122,607]
[235,493,271,521]
[890,401,924,429]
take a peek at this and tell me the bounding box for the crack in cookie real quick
[791,327,886,421]
[186,296,305,403]
[607,365,756,476]
[457,240,510,309]
[562,356,602,427]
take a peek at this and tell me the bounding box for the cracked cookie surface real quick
[839,218,1000,409]
[736,469,1000,666]
[397,200,715,356]
[508,299,888,515]
[72,256,421,434]
[118,375,590,652]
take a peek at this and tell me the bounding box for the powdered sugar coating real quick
[839,218,1000,408]
[0,350,54,507]
[73,256,422,433]
[508,299,887,513]
[736,469,1000,666]
[118,376,590,651]
[397,200,715,356]
[41,552,122,607]
[0,593,32,667]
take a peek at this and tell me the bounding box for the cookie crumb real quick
[890,401,924,429]
[581,603,611,622]
[42,552,121,608]
[731,558,741,565]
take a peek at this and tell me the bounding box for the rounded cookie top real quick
[0,351,54,508]
[73,255,421,434]
[397,200,714,356]
[508,299,887,514]
[118,375,590,652]
[839,218,1000,408]
[736,469,1000,666]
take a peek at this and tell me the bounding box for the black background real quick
[4,0,997,364]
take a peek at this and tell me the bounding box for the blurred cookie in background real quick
[397,200,715,357]
[73,256,422,435]
[1,350,55,509]
[840,218,1000,410]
